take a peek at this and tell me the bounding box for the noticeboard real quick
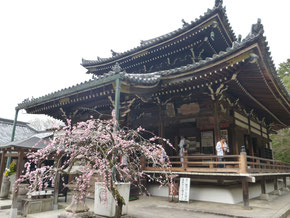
[179,177,190,202]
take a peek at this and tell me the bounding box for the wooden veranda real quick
[142,152,290,208]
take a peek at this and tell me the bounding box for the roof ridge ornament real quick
[181,19,189,27]
[111,62,122,73]
[111,49,119,57]
[215,0,223,7]
[238,34,242,43]
[251,18,264,35]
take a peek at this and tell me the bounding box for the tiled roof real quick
[81,3,236,67]
[0,132,53,149]
[0,118,38,145]
[17,19,290,110]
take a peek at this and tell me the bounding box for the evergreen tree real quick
[271,59,290,162]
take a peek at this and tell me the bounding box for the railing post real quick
[140,156,146,170]
[257,159,260,169]
[239,152,248,174]
[184,154,188,170]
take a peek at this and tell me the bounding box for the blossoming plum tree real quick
[16,113,172,217]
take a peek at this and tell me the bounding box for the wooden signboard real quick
[166,103,176,117]
[201,131,214,147]
[179,177,190,202]
[178,103,200,115]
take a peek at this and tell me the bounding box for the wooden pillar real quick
[6,109,19,169]
[259,177,269,200]
[114,78,121,124]
[239,152,248,174]
[140,156,146,170]
[261,178,266,194]
[282,177,289,191]
[283,177,287,188]
[15,151,24,179]
[231,123,238,155]
[213,101,220,150]
[53,156,63,209]
[273,176,282,195]
[10,150,24,217]
[0,150,7,190]
[242,178,250,208]
[274,177,278,190]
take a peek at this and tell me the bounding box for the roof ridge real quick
[81,3,235,67]
[17,31,260,110]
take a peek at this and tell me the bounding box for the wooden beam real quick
[4,152,19,157]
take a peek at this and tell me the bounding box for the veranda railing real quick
[141,152,290,174]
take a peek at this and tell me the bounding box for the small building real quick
[14,0,290,207]
[0,118,37,145]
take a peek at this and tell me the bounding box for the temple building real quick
[12,0,290,207]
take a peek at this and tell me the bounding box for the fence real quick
[142,152,290,174]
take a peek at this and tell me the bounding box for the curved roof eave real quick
[81,4,236,68]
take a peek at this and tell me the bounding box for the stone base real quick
[58,211,95,218]
[22,197,53,216]
[272,190,282,195]
[242,206,252,210]
[65,201,89,213]
[9,208,17,218]
[259,193,270,200]
[282,187,289,192]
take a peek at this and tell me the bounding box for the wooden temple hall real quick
[14,0,290,207]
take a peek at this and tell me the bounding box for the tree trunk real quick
[114,198,123,218]
[112,186,125,218]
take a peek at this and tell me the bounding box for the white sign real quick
[179,177,190,202]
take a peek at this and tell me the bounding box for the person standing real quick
[216,137,229,168]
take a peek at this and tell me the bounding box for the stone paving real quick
[1,190,290,218]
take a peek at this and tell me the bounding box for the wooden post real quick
[53,156,62,210]
[239,152,248,174]
[213,101,220,148]
[261,178,266,194]
[10,150,24,218]
[231,123,238,155]
[184,152,188,170]
[140,156,146,170]
[0,150,7,190]
[114,78,121,124]
[260,177,269,200]
[282,177,289,191]
[283,177,287,188]
[242,177,250,209]
[6,109,19,169]
[15,151,24,179]
[274,177,278,190]
[273,176,282,195]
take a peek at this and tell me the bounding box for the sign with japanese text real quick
[179,177,190,202]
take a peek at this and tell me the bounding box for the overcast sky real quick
[1,0,289,122]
